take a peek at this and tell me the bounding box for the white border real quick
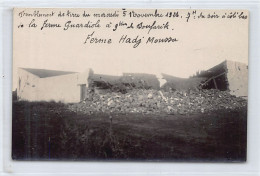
[1,0,260,175]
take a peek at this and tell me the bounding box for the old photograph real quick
[12,8,248,161]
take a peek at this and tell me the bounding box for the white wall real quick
[17,69,91,103]
[17,68,39,101]
[37,73,81,103]
[226,61,248,97]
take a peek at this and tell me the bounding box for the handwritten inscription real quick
[16,9,248,48]
[83,32,112,44]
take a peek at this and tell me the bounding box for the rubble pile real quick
[68,89,247,115]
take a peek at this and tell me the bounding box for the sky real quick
[12,8,248,90]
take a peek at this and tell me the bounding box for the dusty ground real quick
[12,101,247,162]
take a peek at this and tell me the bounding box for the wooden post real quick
[200,72,226,88]
[213,78,218,89]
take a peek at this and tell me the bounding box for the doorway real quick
[80,84,86,101]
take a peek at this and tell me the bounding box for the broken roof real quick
[195,60,248,79]
[196,61,227,78]
[161,73,206,90]
[21,68,77,78]
[91,74,121,83]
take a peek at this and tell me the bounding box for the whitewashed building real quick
[17,68,93,103]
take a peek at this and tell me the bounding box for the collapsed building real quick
[160,74,206,91]
[196,60,248,97]
[158,60,248,97]
[16,60,248,103]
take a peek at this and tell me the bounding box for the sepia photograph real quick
[12,8,248,161]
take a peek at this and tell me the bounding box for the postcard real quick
[12,8,248,161]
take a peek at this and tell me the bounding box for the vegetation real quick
[12,101,247,161]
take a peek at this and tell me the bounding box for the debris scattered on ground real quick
[68,89,247,115]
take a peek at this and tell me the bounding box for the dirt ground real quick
[12,101,247,162]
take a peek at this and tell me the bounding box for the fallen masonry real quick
[68,89,247,115]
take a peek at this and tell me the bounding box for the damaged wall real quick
[197,60,248,97]
[122,73,160,90]
[161,74,205,91]
[17,60,248,103]
[226,61,248,97]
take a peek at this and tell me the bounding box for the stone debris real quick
[68,89,247,115]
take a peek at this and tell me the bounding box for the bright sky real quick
[13,8,248,90]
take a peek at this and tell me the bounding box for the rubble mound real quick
[68,89,247,115]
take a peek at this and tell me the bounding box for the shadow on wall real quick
[13,89,18,101]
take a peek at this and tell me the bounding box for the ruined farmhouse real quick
[16,60,248,103]
[196,60,248,97]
